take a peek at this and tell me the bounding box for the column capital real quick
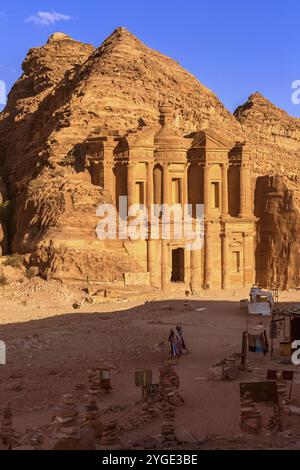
[221,231,231,239]
[104,160,114,167]
[241,162,250,169]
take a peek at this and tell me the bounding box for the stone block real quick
[124,272,150,286]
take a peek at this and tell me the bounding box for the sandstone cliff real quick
[235,92,300,180]
[255,176,300,289]
[0,28,243,283]
[235,93,300,288]
[0,28,299,287]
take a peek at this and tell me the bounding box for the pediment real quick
[126,126,156,147]
[192,129,232,150]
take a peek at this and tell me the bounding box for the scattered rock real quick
[5,380,23,392]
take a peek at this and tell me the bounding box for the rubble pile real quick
[141,397,159,422]
[210,354,240,381]
[83,399,103,440]
[30,431,44,450]
[0,403,19,449]
[276,373,290,406]
[87,369,101,396]
[240,397,262,435]
[160,405,178,447]
[53,394,80,441]
[101,420,120,448]
[159,364,184,406]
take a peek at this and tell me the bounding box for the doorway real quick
[232,250,241,273]
[171,248,185,282]
[172,178,182,204]
[135,181,145,206]
[211,181,220,209]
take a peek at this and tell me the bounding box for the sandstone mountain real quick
[0,27,299,287]
[234,92,300,288]
[235,92,300,179]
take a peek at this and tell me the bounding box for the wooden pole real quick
[271,311,274,360]
[241,332,248,368]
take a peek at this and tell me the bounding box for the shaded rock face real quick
[255,176,300,289]
[6,32,94,110]
[0,28,299,285]
[0,32,96,274]
[0,176,9,255]
[0,33,94,182]
[24,33,94,95]
[235,92,300,180]
[235,93,300,288]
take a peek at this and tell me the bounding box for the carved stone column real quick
[127,163,135,212]
[103,163,114,201]
[162,163,170,206]
[204,223,213,288]
[243,232,254,287]
[221,163,229,217]
[239,163,251,217]
[161,240,170,291]
[222,231,230,290]
[182,164,189,207]
[146,161,154,218]
[190,248,202,293]
[204,164,211,218]
[147,239,158,288]
[102,137,116,202]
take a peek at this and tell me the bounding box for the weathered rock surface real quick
[235,93,300,288]
[0,176,9,255]
[0,28,299,286]
[235,92,300,179]
[0,28,242,283]
[255,176,300,288]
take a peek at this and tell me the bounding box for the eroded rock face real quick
[0,33,94,184]
[5,32,94,111]
[0,32,96,277]
[255,176,300,289]
[235,92,300,181]
[235,93,300,288]
[0,28,299,286]
[0,28,243,282]
[0,176,9,255]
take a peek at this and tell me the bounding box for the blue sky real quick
[0,0,299,116]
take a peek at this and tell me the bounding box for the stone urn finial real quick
[159,102,174,129]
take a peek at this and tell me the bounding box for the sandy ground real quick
[0,278,300,450]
